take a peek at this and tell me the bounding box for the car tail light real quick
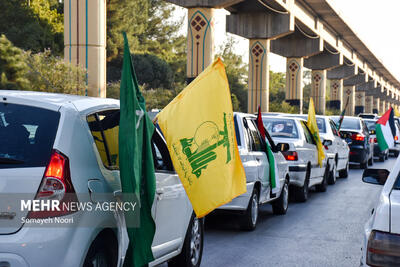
[370,138,374,144]
[395,136,399,141]
[28,150,78,219]
[282,151,298,161]
[367,230,400,266]
[349,151,356,155]
[351,133,365,141]
[374,138,377,143]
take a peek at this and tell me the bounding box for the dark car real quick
[363,118,388,162]
[331,116,373,169]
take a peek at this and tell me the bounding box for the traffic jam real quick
[1,58,400,267]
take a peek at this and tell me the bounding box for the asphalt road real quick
[198,157,397,267]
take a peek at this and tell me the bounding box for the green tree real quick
[106,0,148,61]
[106,0,187,89]
[108,54,174,90]
[0,35,29,90]
[25,49,87,95]
[0,0,63,54]
[217,37,248,112]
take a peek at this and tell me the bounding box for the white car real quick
[0,91,202,267]
[360,159,400,266]
[217,113,290,231]
[262,116,328,202]
[284,114,350,183]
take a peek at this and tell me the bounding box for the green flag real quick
[119,32,156,267]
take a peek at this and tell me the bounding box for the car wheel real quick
[240,188,259,231]
[368,156,373,166]
[83,234,117,267]
[294,168,310,202]
[316,166,328,192]
[169,214,204,267]
[339,162,349,178]
[327,162,337,185]
[394,150,399,157]
[272,178,289,215]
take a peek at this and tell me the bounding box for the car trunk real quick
[0,102,60,234]
[339,129,361,145]
[0,167,46,234]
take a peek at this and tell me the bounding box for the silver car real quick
[217,113,290,231]
[0,91,202,267]
[262,116,328,202]
[284,114,350,183]
[361,160,400,266]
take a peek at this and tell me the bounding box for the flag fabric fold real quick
[307,98,325,167]
[119,32,156,267]
[156,58,246,218]
[376,107,395,151]
[256,107,280,194]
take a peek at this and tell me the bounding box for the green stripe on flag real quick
[376,124,389,151]
[266,142,276,190]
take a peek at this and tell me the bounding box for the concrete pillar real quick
[380,100,386,115]
[365,95,373,113]
[373,97,380,114]
[343,86,355,116]
[285,58,303,112]
[187,8,215,82]
[248,39,270,113]
[329,79,343,110]
[64,0,106,97]
[354,91,365,115]
[311,70,326,114]
[387,101,391,111]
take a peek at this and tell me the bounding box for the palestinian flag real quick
[376,107,395,151]
[256,107,280,194]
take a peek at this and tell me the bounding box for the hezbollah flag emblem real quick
[156,58,246,218]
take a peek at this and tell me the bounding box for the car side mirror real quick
[322,139,332,146]
[276,143,289,152]
[362,169,390,185]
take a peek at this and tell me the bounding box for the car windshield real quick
[0,103,60,169]
[331,117,361,130]
[262,118,299,138]
[364,120,376,131]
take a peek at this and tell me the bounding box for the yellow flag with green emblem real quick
[307,98,325,167]
[156,58,246,218]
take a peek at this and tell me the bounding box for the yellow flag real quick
[156,58,246,218]
[307,98,325,167]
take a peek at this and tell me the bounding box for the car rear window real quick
[364,120,376,131]
[262,118,299,138]
[0,103,60,169]
[331,117,361,130]
[288,115,326,133]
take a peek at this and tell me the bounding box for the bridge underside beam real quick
[226,11,294,39]
[270,29,323,58]
[327,64,357,80]
[304,49,343,70]
[343,73,368,86]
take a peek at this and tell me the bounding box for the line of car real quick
[1,90,399,267]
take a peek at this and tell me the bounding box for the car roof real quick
[262,115,305,123]
[0,90,119,112]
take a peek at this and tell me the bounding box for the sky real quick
[173,0,400,81]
